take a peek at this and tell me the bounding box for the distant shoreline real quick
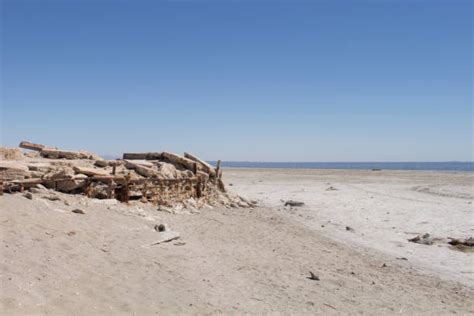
[209,161,474,172]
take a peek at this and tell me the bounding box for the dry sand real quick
[224,168,474,287]
[0,168,473,315]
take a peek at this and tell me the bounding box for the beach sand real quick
[225,168,474,287]
[0,169,473,314]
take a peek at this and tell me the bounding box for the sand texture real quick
[0,169,473,314]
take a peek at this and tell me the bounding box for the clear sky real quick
[1,1,472,161]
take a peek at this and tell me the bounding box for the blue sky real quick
[1,1,472,161]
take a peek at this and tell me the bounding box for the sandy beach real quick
[0,168,473,315]
[225,168,474,286]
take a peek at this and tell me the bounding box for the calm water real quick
[209,161,474,172]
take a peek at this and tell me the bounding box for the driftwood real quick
[19,141,45,152]
[184,152,216,177]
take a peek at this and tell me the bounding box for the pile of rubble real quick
[0,141,253,209]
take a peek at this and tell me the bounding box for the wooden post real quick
[107,180,115,199]
[196,177,202,198]
[142,181,148,202]
[84,179,90,197]
[216,160,221,179]
[112,165,116,175]
[122,174,130,203]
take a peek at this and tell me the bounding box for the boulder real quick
[94,160,108,168]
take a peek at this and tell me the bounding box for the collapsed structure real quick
[0,141,252,209]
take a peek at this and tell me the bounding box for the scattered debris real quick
[345,226,354,232]
[408,233,434,245]
[24,192,33,200]
[144,230,180,247]
[42,195,61,201]
[448,237,474,247]
[326,186,338,191]
[67,231,76,236]
[323,303,337,310]
[448,237,474,252]
[284,200,305,207]
[396,257,408,261]
[381,263,387,268]
[307,271,320,281]
[72,209,85,215]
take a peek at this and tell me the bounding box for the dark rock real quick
[284,200,305,207]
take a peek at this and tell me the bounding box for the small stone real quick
[284,200,304,207]
[94,160,108,168]
[24,192,33,200]
[72,209,85,214]
[155,224,167,232]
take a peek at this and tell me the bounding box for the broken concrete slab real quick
[41,148,83,160]
[73,166,109,177]
[125,160,159,178]
[184,152,216,177]
[19,141,45,151]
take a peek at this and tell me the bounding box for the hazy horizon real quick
[1,1,472,161]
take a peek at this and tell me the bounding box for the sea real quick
[208,161,474,172]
